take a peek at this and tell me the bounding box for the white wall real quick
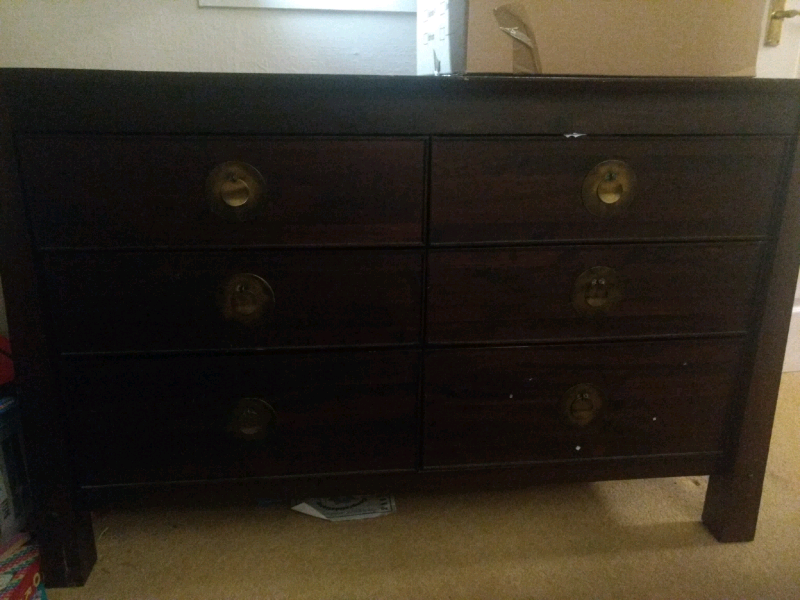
[0,0,416,74]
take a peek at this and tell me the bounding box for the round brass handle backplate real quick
[205,161,266,221]
[562,384,603,427]
[220,273,274,326]
[582,160,636,217]
[572,266,623,316]
[227,397,277,441]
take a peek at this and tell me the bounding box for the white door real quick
[757,1,800,370]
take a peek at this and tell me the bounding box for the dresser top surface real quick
[2,68,800,135]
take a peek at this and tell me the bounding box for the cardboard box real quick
[417,0,766,76]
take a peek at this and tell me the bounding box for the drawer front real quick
[424,339,744,467]
[19,136,425,248]
[430,137,787,243]
[427,243,762,343]
[62,351,419,485]
[45,250,422,353]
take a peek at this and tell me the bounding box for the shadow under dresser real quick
[1,70,800,587]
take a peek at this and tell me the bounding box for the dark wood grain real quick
[2,71,800,586]
[61,351,419,485]
[44,250,422,353]
[0,84,96,586]
[18,136,425,248]
[427,243,763,343]
[431,137,787,243]
[2,70,799,136]
[703,140,800,542]
[424,340,745,467]
[80,452,722,509]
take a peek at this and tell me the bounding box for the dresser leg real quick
[702,135,800,543]
[702,470,763,542]
[35,496,97,587]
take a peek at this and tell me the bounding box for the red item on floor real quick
[0,543,47,600]
[0,338,12,386]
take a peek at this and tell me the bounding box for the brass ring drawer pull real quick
[220,273,274,326]
[582,160,636,216]
[562,384,603,427]
[227,397,277,441]
[205,161,267,221]
[572,266,623,316]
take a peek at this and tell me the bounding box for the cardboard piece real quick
[418,0,766,77]
[493,3,541,74]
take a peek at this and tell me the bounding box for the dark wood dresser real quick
[1,70,800,587]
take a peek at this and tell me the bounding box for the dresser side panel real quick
[703,125,800,542]
[0,75,96,587]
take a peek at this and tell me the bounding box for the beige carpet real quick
[50,374,800,600]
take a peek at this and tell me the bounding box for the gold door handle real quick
[205,161,267,221]
[220,273,274,326]
[219,174,252,208]
[562,384,604,427]
[581,160,636,217]
[572,266,623,316]
[766,0,800,46]
[227,397,277,441]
